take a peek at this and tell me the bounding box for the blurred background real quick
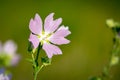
[0,0,120,80]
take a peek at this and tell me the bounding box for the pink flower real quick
[0,40,20,66]
[29,13,71,58]
[0,74,10,80]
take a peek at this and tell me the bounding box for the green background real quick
[0,0,120,80]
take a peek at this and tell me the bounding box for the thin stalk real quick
[34,65,44,80]
[35,44,42,67]
[101,34,119,80]
[33,44,42,80]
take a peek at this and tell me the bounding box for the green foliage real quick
[0,54,12,67]
[110,55,119,66]
[28,42,34,53]
[26,58,33,63]
[89,19,120,80]
[106,19,120,28]
[41,56,52,66]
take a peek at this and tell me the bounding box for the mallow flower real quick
[0,40,20,66]
[29,13,71,58]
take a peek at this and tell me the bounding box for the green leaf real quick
[26,58,33,63]
[41,56,52,66]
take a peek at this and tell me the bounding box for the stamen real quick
[37,32,52,44]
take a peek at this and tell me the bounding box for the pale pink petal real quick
[3,40,17,54]
[43,43,62,58]
[50,36,70,45]
[11,54,20,66]
[0,74,9,80]
[44,13,54,32]
[53,25,71,37]
[4,75,9,80]
[29,33,39,48]
[49,18,62,33]
[43,43,53,58]
[44,13,62,33]
[29,13,42,34]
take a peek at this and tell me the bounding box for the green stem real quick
[101,35,119,80]
[35,44,42,67]
[32,44,42,80]
[32,53,36,68]
[34,65,44,80]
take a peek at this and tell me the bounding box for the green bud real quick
[26,58,33,63]
[41,56,52,66]
[28,42,36,53]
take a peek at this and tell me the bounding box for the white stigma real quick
[38,32,51,44]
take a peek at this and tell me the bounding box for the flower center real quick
[37,32,52,44]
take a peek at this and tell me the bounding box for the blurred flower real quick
[29,13,71,58]
[0,68,11,80]
[106,19,120,28]
[0,74,10,80]
[106,19,116,28]
[110,55,119,66]
[0,40,20,66]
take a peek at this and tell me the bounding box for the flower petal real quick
[44,13,54,32]
[29,13,42,34]
[3,40,17,54]
[53,25,71,37]
[11,54,20,66]
[50,37,70,45]
[43,43,62,58]
[4,75,9,80]
[0,74,9,80]
[44,13,62,33]
[29,33,39,48]
[49,18,62,33]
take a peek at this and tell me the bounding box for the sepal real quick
[41,56,52,66]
